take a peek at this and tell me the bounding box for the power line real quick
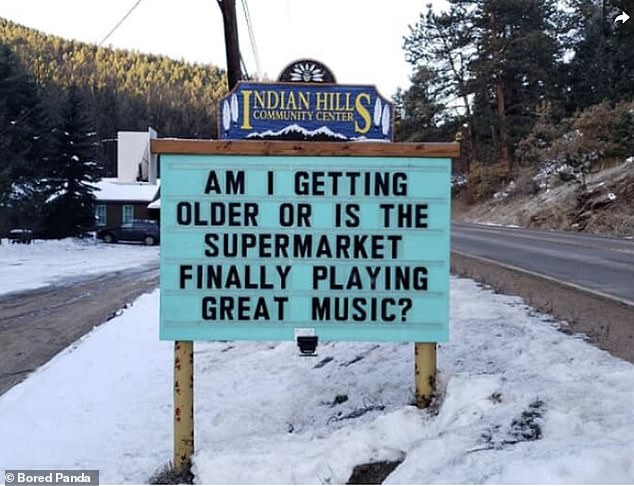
[240,55,250,80]
[240,0,262,79]
[99,0,144,47]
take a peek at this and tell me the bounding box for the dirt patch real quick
[569,170,634,234]
[149,464,194,485]
[347,460,403,484]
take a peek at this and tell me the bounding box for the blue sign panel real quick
[160,154,450,342]
[218,82,394,142]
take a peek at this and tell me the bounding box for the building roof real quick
[94,178,160,203]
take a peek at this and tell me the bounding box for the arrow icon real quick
[614,11,630,24]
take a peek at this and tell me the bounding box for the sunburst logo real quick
[279,59,336,84]
[289,62,325,82]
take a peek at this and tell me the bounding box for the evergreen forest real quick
[0,17,227,236]
[396,0,634,200]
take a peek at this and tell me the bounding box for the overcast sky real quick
[0,0,448,97]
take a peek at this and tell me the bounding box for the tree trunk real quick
[495,80,511,174]
[489,7,511,176]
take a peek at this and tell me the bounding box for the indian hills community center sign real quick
[156,141,454,343]
[218,82,394,142]
[156,62,456,469]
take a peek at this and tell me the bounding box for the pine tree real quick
[564,0,634,111]
[403,0,563,175]
[43,85,101,238]
[403,2,474,120]
[0,43,48,230]
[394,66,449,142]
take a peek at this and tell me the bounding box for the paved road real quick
[451,223,634,305]
[0,264,159,396]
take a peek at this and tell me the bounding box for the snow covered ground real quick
[1,239,633,484]
[0,237,159,295]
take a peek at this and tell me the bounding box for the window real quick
[95,205,107,227]
[122,205,134,223]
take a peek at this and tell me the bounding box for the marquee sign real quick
[158,142,451,342]
[218,82,394,142]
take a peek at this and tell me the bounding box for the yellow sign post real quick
[414,342,436,408]
[173,340,193,472]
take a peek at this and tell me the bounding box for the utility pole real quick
[217,0,242,90]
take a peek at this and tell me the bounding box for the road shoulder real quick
[451,251,634,363]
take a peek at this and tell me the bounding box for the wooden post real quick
[414,342,436,408]
[217,0,242,90]
[174,340,194,471]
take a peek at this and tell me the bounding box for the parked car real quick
[96,220,160,246]
[7,228,33,244]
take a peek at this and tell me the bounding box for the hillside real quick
[452,97,634,237]
[453,159,634,237]
[0,17,227,140]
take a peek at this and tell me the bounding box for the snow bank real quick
[0,238,159,295]
[192,278,634,484]
[0,290,171,483]
[1,278,633,483]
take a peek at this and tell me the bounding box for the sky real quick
[0,0,446,98]
[1,240,634,483]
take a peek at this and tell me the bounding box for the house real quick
[93,179,160,227]
[93,128,160,227]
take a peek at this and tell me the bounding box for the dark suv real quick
[96,219,160,246]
